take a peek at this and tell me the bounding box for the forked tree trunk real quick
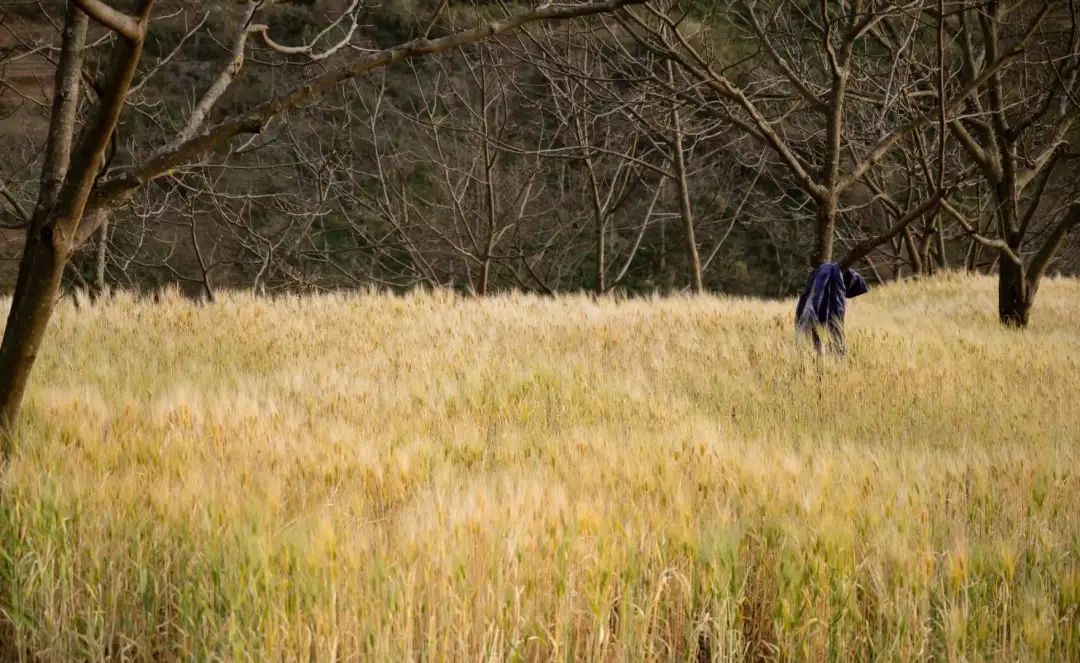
[997,252,1032,327]
[0,2,151,436]
[0,227,68,429]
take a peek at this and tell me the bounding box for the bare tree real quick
[935,1,1080,325]
[617,0,1052,276]
[523,31,651,293]
[400,43,550,294]
[512,19,735,293]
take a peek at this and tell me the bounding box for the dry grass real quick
[1,273,1078,661]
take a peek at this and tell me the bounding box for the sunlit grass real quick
[1,272,1078,661]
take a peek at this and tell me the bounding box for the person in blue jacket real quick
[795,262,868,355]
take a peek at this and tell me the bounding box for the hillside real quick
[15,2,1072,301]
[3,3,1078,299]
[2,274,1078,660]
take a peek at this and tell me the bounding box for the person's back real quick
[795,262,868,355]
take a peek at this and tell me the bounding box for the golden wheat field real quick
[0,273,1078,661]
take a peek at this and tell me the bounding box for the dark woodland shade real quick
[795,262,868,354]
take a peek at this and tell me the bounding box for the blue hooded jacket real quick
[795,262,868,350]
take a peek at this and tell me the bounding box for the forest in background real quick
[1,0,1078,302]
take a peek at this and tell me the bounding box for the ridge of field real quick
[1,273,1078,661]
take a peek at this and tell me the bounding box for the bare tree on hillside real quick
[932,1,1080,326]
[399,44,552,295]
[520,32,653,293]
[618,1,1053,277]
[512,21,740,293]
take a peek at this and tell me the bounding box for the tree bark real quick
[0,3,91,432]
[813,202,837,264]
[997,254,1032,327]
[964,237,980,272]
[815,6,848,266]
[479,46,496,297]
[595,219,606,293]
[478,259,492,296]
[36,8,89,215]
[935,215,948,271]
[671,161,701,293]
[0,228,67,429]
[903,225,924,275]
[667,61,702,293]
[94,217,108,297]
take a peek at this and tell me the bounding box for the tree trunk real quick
[667,60,702,293]
[903,225,924,275]
[814,56,847,266]
[595,219,606,293]
[0,227,67,431]
[94,217,108,298]
[478,258,491,296]
[670,146,702,293]
[963,238,979,272]
[813,202,836,264]
[920,220,936,275]
[997,254,1032,327]
[935,214,948,271]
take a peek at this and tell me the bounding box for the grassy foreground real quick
[1,274,1078,661]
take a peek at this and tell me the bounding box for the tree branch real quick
[839,189,947,270]
[1017,149,1059,240]
[619,7,823,199]
[51,1,157,248]
[742,2,826,112]
[249,0,363,61]
[78,0,646,245]
[36,5,89,216]
[166,2,261,150]
[421,0,450,39]
[0,181,30,225]
[941,199,1023,266]
[837,3,1051,194]
[1026,204,1080,287]
[72,0,142,41]
[949,119,1001,182]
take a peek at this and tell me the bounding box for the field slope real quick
[1,274,1079,661]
